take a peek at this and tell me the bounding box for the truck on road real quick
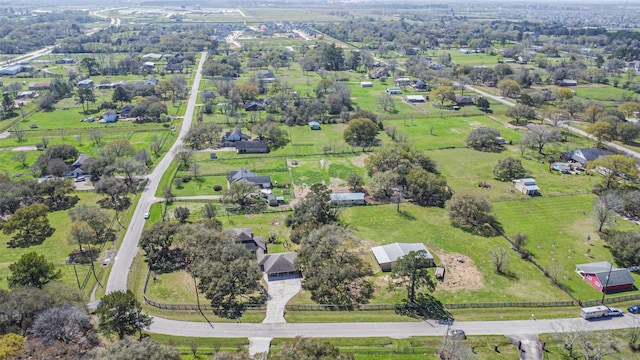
[580,305,608,319]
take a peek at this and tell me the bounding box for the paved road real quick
[106,51,207,294]
[467,85,640,160]
[149,314,640,338]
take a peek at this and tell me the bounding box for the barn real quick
[371,243,434,272]
[576,261,635,293]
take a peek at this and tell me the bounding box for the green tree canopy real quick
[465,127,501,152]
[96,290,152,340]
[7,252,61,289]
[272,337,353,360]
[406,169,452,207]
[343,118,379,150]
[286,183,339,244]
[391,250,436,304]
[446,191,498,236]
[2,203,55,248]
[493,157,528,181]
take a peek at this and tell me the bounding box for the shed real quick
[556,79,578,87]
[386,87,402,95]
[395,77,411,87]
[405,95,425,103]
[330,192,366,206]
[77,79,94,88]
[512,178,540,196]
[360,81,373,88]
[309,121,321,130]
[371,243,434,272]
[576,261,635,293]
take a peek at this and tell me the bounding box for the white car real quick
[605,308,623,317]
[144,212,150,219]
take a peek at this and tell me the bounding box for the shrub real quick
[213,185,223,191]
[182,175,191,183]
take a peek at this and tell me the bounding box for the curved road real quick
[99,53,640,346]
[106,51,207,294]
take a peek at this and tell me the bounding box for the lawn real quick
[0,192,115,291]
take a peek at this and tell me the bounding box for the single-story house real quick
[369,67,388,79]
[63,153,92,178]
[372,243,434,272]
[576,262,635,293]
[405,95,425,103]
[395,77,411,87]
[142,62,155,69]
[556,79,578,87]
[165,63,183,73]
[404,47,420,56]
[236,140,269,154]
[102,109,118,123]
[223,127,249,144]
[309,121,321,130]
[455,96,475,106]
[244,101,266,112]
[386,87,402,95]
[330,192,366,206]
[411,80,428,91]
[562,148,614,166]
[77,79,94,88]
[257,70,276,83]
[229,228,267,255]
[28,82,50,91]
[15,91,36,99]
[512,178,540,196]
[228,168,272,189]
[144,78,159,86]
[120,105,134,118]
[360,81,373,88]
[257,252,299,278]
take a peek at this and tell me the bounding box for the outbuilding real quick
[371,243,434,272]
[576,261,635,293]
[330,192,366,206]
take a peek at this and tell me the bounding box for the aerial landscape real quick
[2,0,640,358]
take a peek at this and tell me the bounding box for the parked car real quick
[447,329,466,340]
[75,176,85,182]
[628,305,640,314]
[144,212,150,219]
[605,308,624,317]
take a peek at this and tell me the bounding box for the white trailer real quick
[580,305,608,319]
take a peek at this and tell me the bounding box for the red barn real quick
[576,262,635,294]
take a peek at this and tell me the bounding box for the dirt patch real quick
[433,250,484,291]
[350,153,368,168]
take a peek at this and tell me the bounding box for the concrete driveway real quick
[249,274,302,357]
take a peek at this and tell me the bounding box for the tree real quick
[223,181,264,213]
[466,127,501,152]
[346,173,364,193]
[296,225,373,307]
[431,85,455,107]
[559,98,586,118]
[369,171,399,200]
[7,252,61,289]
[272,337,353,360]
[489,247,510,274]
[606,231,640,268]
[583,104,605,123]
[618,101,640,118]
[391,250,436,304]
[98,337,180,360]
[593,191,623,232]
[75,87,96,113]
[102,139,136,158]
[250,121,288,149]
[493,157,528,181]
[0,333,25,359]
[2,203,55,248]
[506,104,536,124]
[28,305,99,356]
[140,222,185,272]
[89,129,105,147]
[201,202,218,220]
[406,169,451,207]
[556,87,574,101]
[616,122,640,144]
[112,86,132,106]
[184,122,223,150]
[80,57,99,75]
[174,206,190,223]
[175,148,193,170]
[188,227,264,318]
[544,109,571,127]
[497,79,521,98]
[343,118,379,150]
[11,151,27,169]
[96,290,152,340]
[476,96,490,112]
[94,176,130,210]
[365,143,438,188]
[438,338,475,360]
[446,191,497,236]
[586,121,614,146]
[286,183,338,244]
[377,93,396,113]
[521,124,562,154]
[587,155,639,190]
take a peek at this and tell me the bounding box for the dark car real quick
[447,329,466,340]
[628,305,640,314]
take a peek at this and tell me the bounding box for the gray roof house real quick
[77,79,94,88]
[235,140,269,154]
[228,228,267,255]
[562,148,614,166]
[229,168,272,189]
[257,252,299,278]
[371,243,434,271]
